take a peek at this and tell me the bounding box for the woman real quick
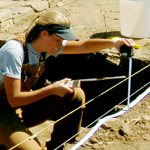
[0,10,134,150]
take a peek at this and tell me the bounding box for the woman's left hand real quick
[114,38,135,53]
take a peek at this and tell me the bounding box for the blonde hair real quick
[16,10,70,46]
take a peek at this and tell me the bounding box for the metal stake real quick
[120,44,134,110]
[127,57,132,110]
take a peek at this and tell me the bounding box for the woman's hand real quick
[5,76,73,108]
[50,78,74,97]
[113,38,135,53]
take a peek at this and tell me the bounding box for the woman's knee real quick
[0,131,41,150]
[0,109,41,150]
[71,88,86,109]
[8,132,41,150]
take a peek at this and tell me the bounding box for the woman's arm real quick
[63,38,135,54]
[4,76,73,108]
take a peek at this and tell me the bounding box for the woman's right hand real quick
[4,76,73,108]
[50,78,74,97]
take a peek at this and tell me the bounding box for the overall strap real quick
[23,46,29,64]
[22,46,46,91]
[39,52,46,64]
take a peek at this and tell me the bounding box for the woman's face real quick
[43,33,63,55]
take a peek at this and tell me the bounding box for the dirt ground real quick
[4,0,150,149]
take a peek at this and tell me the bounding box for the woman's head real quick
[37,10,70,27]
[16,10,78,45]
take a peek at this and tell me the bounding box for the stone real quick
[0,19,14,30]
[29,2,49,12]
[119,123,131,136]
[0,9,13,22]
[56,2,64,7]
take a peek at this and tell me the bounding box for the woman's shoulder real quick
[0,40,24,61]
[1,40,24,54]
[5,40,23,49]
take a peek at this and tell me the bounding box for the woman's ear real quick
[40,30,49,37]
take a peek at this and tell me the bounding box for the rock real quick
[56,2,64,7]
[25,2,49,12]
[102,118,121,130]
[89,137,99,144]
[119,123,131,136]
[115,105,126,112]
[92,143,100,149]
[0,9,13,22]
[13,7,35,24]
[0,19,14,30]
[142,115,150,122]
